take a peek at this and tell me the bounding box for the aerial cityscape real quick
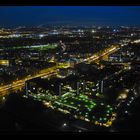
[0,6,140,133]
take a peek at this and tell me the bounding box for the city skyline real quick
[0,6,140,27]
[0,6,140,132]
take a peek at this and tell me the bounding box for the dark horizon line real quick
[0,24,140,29]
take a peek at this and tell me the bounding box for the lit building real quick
[0,60,9,66]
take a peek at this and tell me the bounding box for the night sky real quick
[0,6,140,27]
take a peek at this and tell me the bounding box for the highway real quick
[0,44,124,96]
[83,45,120,63]
[0,67,58,96]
